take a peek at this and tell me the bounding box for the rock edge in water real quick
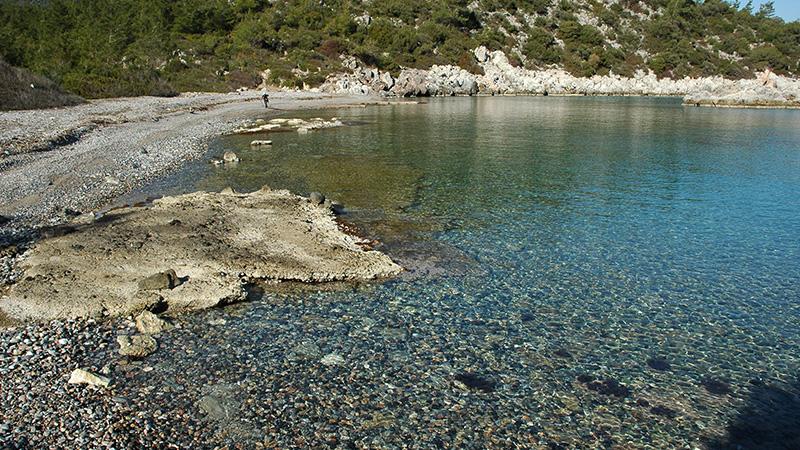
[0,187,401,321]
[321,47,800,108]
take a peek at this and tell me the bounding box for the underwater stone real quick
[454,372,497,393]
[579,376,631,398]
[553,348,572,358]
[701,377,732,395]
[650,405,678,418]
[647,357,672,371]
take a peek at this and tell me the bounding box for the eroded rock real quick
[309,192,325,205]
[117,334,157,358]
[135,310,171,334]
[138,270,180,291]
[222,151,239,163]
[68,368,110,387]
[1,188,401,320]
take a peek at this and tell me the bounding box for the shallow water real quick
[126,97,800,448]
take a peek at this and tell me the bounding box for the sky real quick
[749,0,800,21]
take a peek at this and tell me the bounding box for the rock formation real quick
[0,187,401,321]
[321,47,800,108]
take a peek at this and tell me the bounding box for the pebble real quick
[68,368,110,387]
[320,353,345,366]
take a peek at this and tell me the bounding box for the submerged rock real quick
[578,375,631,398]
[117,334,157,358]
[320,353,345,366]
[553,348,572,358]
[250,140,272,146]
[222,151,239,163]
[651,405,678,418]
[701,376,732,395]
[291,341,322,359]
[454,372,497,393]
[68,368,110,388]
[647,357,672,371]
[197,395,227,420]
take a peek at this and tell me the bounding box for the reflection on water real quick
[126,97,800,448]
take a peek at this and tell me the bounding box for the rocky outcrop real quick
[321,46,800,107]
[323,62,479,98]
[683,70,800,108]
[0,187,401,321]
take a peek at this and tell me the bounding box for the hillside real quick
[0,58,84,110]
[1,0,798,98]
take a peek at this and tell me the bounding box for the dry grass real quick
[0,59,85,111]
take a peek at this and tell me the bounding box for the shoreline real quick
[0,86,797,449]
[0,91,385,246]
[322,47,800,109]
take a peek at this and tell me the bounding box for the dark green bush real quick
[0,0,798,98]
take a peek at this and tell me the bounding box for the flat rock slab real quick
[1,188,401,320]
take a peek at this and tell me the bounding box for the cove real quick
[124,96,800,448]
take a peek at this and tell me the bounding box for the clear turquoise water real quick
[131,97,800,448]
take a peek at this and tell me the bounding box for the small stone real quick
[117,334,157,358]
[292,341,321,359]
[135,311,171,335]
[222,151,239,163]
[68,368,110,388]
[647,357,671,371]
[197,396,227,420]
[138,269,180,291]
[651,405,678,418]
[104,176,121,185]
[553,348,572,358]
[581,377,631,398]
[701,376,732,395]
[454,372,496,393]
[72,212,95,225]
[321,353,345,366]
[309,192,325,205]
[329,202,345,214]
[250,140,272,146]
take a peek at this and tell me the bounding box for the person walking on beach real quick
[261,90,270,109]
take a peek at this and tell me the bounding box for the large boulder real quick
[392,70,431,97]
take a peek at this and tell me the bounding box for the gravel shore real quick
[0,91,408,448]
[0,91,379,245]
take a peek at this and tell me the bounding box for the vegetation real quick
[0,58,84,110]
[0,0,798,99]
